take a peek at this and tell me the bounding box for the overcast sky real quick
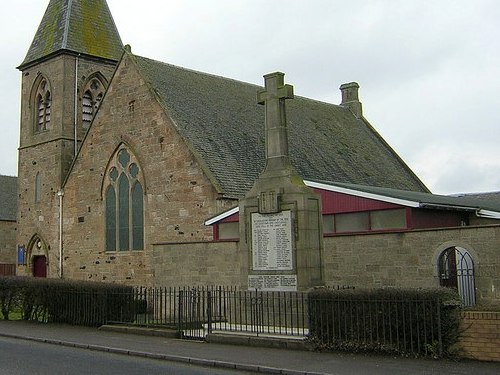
[1,0,499,195]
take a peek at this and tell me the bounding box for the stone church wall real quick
[17,54,117,278]
[323,224,500,305]
[153,241,242,286]
[149,224,500,302]
[61,54,234,286]
[0,221,16,264]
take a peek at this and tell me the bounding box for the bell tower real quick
[16,0,123,278]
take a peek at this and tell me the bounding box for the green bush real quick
[0,277,135,327]
[0,276,22,320]
[308,287,461,357]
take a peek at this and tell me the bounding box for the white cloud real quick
[1,0,500,195]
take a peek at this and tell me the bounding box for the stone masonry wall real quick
[153,241,242,286]
[0,221,16,264]
[61,53,235,286]
[323,225,500,305]
[17,54,117,278]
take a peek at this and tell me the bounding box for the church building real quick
[14,0,499,306]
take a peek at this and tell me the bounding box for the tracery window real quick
[82,77,105,129]
[35,79,51,132]
[104,147,144,251]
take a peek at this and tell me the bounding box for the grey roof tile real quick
[19,0,123,69]
[133,55,428,198]
[0,176,17,221]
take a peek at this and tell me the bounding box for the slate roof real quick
[133,54,428,198]
[452,191,500,202]
[19,0,123,69]
[0,176,17,221]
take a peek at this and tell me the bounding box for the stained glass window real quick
[104,147,144,251]
[105,186,116,251]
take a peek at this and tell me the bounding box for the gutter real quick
[57,189,64,278]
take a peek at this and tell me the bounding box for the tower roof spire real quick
[19,0,123,70]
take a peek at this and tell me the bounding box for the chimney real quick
[340,82,363,118]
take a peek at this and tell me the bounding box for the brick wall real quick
[460,311,500,361]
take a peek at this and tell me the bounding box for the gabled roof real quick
[205,180,500,225]
[133,54,428,198]
[19,0,123,69]
[0,176,17,221]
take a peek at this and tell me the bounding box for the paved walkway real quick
[0,320,498,374]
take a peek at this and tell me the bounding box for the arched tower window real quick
[438,247,476,306]
[82,76,106,129]
[104,147,144,251]
[35,79,51,132]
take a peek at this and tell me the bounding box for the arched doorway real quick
[33,255,47,278]
[27,235,49,278]
[438,247,475,306]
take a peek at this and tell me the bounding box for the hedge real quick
[308,287,461,357]
[0,277,134,327]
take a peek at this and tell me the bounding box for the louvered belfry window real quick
[82,91,93,129]
[105,147,144,251]
[82,77,105,129]
[35,79,51,132]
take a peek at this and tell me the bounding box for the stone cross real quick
[257,72,294,172]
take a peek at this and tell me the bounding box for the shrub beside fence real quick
[0,276,134,326]
[0,277,465,358]
[307,287,461,357]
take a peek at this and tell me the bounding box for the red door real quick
[33,256,47,278]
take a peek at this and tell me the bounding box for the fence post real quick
[436,298,443,357]
[178,289,184,334]
[207,290,212,334]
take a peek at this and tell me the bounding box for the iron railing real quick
[27,286,446,356]
[115,286,309,339]
[308,296,444,356]
[0,264,15,276]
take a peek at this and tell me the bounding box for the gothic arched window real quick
[82,76,105,129]
[104,147,144,251]
[35,79,51,132]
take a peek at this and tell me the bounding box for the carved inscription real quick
[251,210,293,271]
[248,275,297,291]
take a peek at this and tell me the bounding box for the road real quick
[0,336,252,375]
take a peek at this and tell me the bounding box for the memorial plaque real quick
[248,274,297,291]
[251,210,293,271]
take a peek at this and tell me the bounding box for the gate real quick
[439,247,475,306]
[130,286,308,340]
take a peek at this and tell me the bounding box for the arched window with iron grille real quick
[438,247,476,306]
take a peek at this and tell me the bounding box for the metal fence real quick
[121,286,309,339]
[308,296,444,356]
[0,264,15,276]
[34,286,447,356]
